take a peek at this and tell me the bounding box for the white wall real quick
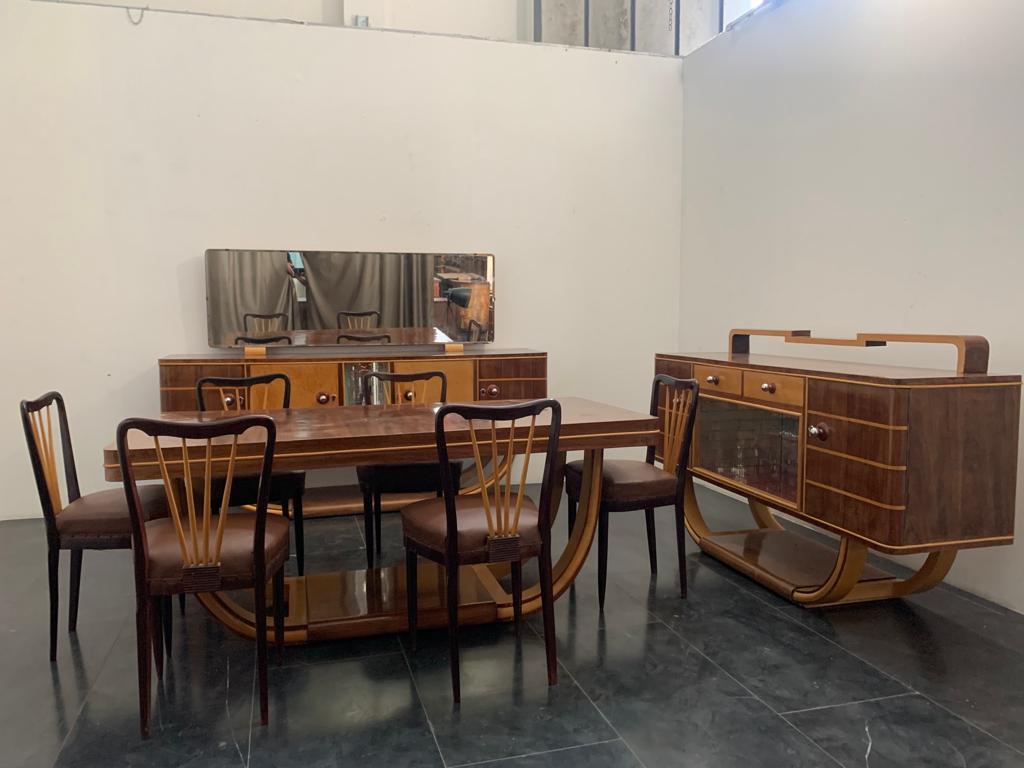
[680,0,1024,610]
[0,1,682,521]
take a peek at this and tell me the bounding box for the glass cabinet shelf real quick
[694,398,800,504]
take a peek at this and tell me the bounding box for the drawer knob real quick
[808,423,829,441]
[316,392,331,405]
[760,382,776,394]
[479,384,500,399]
[705,375,720,385]
[222,394,236,408]
[403,390,415,402]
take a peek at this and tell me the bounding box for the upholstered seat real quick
[402,496,541,562]
[142,512,290,594]
[564,459,677,510]
[55,485,168,547]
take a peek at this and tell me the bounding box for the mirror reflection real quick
[206,250,494,347]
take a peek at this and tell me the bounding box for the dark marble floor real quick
[4,486,1024,767]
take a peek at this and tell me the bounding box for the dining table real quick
[103,396,660,645]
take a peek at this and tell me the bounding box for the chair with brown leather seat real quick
[196,373,306,575]
[356,371,462,567]
[20,391,171,662]
[403,399,561,703]
[117,414,288,739]
[563,375,698,609]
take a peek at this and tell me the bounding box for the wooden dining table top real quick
[103,397,659,481]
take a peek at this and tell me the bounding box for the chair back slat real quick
[28,405,62,513]
[436,400,560,561]
[647,375,700,478]
[243,312,288,334]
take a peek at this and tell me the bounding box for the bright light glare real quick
[750,0,764,8]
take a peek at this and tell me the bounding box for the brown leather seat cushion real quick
[56,485,169,548]
[402,495,541,561]
[143,512,290,594]
[564,459,677,508]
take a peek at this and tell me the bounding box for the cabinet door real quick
[392,360,475,403]
[248,363,340,408]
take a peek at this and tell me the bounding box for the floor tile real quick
[787,693,1024,767]
[479,739,642,767]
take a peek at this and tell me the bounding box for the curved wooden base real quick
[197,449,600,643]
[683,475,958,608]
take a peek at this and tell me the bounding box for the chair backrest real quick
[20,391,80,534]
[646,375,700,478]
[235,335,292,346]
[196,373,291,412]
[337,310,381,330]
[361,370,448,406]
[116,415,276,590]
[243,312,289,333]
[435,399,562,561]
[337,332,391,344]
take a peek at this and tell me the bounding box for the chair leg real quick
[405,549,418,652]
[539,544,558,686]
[446,561,460,704]
[254,574,269,726]
[178,594,186,615]
[674,500,688,599]
[511,561,523,638]
[292,492,305,577]
[68,549,83,633]
[645,508,658,574]
[151,597,164,682]
[135,597,152,738]
[373,490,383,558]
[272,569,284,671]
[567,496,577,537]
[47,547,60,662]
[597,505,609,612]
[162,596,173,654]
[362,485,375,568]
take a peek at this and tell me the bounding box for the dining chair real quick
[337,310,381,329]
[196,373,305,575]
[337,332,391,344]
[20,391,171,661]
[234,335,292,345]
[563,375,699,608]
[356,371,462,567]
[117,414,288,738]
[403,399,561,703]
[243,312,289,334]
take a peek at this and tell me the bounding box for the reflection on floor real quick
[4,486,1024,767]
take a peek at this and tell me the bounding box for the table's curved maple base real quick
[682,475,958,607]
[196,450,601,644]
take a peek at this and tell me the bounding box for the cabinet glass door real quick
[695,398,800,503]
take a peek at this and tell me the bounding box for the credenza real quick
[158,347,547,514]
[658,329,1020,607]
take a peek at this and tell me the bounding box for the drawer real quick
[654,357,693,380]
[742,371,804,408]
[694,364,742,396]
[477,356,546,380]
[805,449,906,509]
[803,414,907,466]
[249,363,340,408]
[477,380,547,400]
[159,363,245,389]
[807,380,908,426]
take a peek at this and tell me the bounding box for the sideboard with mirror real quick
[159,249,544,514]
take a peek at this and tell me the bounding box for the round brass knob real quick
[222,394,236,408]
[808,423,829,441]
[403,390,415,402]
[486,384,500,398]
[705,375,719,385]
[316,392,330,405]
[761,382,776,394]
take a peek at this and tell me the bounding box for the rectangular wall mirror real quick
[205,250,494,348]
